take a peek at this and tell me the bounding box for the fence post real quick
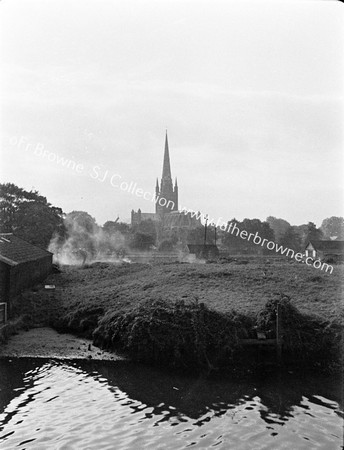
[0,303,7,325]
[276,303,283,365]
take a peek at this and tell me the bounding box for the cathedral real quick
[131,133,201,230]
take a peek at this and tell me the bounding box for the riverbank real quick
[0,327,125,360]
[6,260,344,371]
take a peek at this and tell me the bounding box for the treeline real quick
[219,217,324,255]
[160,216,343,255]
[0,182,152,254]
[1,183,343,255]
[0,182,65,248]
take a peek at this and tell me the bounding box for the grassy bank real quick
[11,260,343,371]
[0,316,29,344]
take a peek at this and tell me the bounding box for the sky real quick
[1,0,343,227]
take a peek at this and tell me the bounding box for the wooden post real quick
[204,215,208,246]
[276,303,282,365]
[0,303,7,324]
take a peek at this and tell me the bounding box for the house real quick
[304,240,344,262]
[0,233,53,306]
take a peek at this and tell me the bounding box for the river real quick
[0,358,342,449]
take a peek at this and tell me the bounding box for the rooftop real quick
[306,240,344,252]
[0,233,52,266]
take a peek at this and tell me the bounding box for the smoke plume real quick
[48,213,127,265]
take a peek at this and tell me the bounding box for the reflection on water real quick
[0,359,342,449]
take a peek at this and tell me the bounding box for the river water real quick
[0,358,342,449]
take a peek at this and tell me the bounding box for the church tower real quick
[156,132,178,216]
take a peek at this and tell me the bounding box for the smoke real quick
[48,214,127,265]
[182,253,206,264]
[48,213,207,266]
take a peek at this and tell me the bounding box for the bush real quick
[323,256,336,264]
[93,299,253,369]
[256,295,342,362]
[55,306,105,338]
[158,240,174,252]
[129,232,155,250]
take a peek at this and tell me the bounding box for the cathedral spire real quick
[162,130,172,180]
[155,131,178,215]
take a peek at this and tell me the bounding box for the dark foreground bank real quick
[90,296,343,373]
[4,262,343,373]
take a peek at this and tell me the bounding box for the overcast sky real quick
[1,0,343,226]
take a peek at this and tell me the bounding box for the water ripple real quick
[0,360,342,450]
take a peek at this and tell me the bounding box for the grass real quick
[11,259,343,371]
[46,260,343,323]
[0,316,29,344]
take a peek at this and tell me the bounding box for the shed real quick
[0,233,53,305]
[187,244,219,259]
[304,240,344,262]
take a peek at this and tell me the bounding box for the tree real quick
[240,218,275,254]
[293,224,308,248]
[187,226,207,244]
[0,183,48,231]
[130,219,157,246]
[136,219,157,239]
[280,226,302,252]
[266,216,291,243]
[304,222,323,244]
[293,222,323,249]
[320,217,344,240]
[221,218,275,255]
[101,220,128,256]
[221,219,242,252]
[129,232,155,250]
[14,202,65,248]
[66,211,99,234]
[103,220,130,236]
[128,219,157,250]
[241,219,275,241]
[158,239,174,252]
[0,182,65,248]
[62,211,100,258]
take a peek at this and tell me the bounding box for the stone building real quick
[131,133,201,230]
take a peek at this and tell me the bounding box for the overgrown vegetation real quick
[9,261,343,371]
[93,298,254,369]
[257,295,342,364]
[0,316,28,344]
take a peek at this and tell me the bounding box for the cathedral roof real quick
[162,211,200,229]
[140,213,159,221]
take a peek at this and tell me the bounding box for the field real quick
[11,259,343,370]
[45,259,343,323]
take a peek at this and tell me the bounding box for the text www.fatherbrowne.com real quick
[178,207,334,274]
[87,168,333,274]
[10,135,333,274]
